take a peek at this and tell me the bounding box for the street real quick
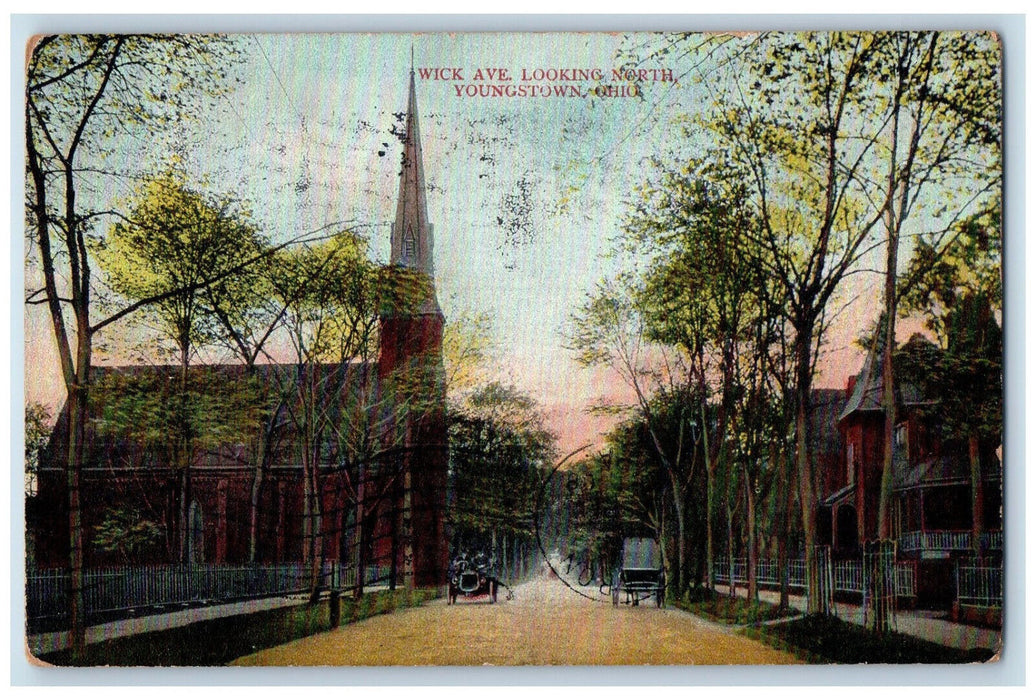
[230,569,801,666]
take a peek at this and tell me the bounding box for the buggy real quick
[611,537,666,607]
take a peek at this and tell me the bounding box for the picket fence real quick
[26,562,394,626]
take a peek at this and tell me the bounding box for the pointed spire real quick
[391,62,440,313]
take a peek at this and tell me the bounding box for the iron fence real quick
[955,562,1003,608]
[714,557,916,598]
[26,561,391,626]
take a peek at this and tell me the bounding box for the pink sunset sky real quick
[21,32,943,458]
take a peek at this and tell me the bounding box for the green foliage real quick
[896,297,1002,445]
[24,402,51,473]
[91,368,263,466]
[443,309,496,400]
[24,402,51,496]
[898,196,1002,449]
[96,171,266,355]
[902,204,1003,336]
[266,231,424,374]
[92,507,164,561]
[26,34,248,314]
[624,157,766,357]
[27,35,243,157]
[448,383,556,544]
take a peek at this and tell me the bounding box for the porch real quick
[898,529,1003,556]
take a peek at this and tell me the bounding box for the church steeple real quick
[376,61,449,591]
[391,68,438,312]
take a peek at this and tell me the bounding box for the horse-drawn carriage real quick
[611,537,666,607]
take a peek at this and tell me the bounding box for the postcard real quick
[23,29,1003,668]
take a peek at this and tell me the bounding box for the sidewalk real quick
[716,584,1001,653]
[26,594,310,658]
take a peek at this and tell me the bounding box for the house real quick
[819,334,1003,604]
[28,67,449,590]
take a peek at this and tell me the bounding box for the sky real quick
[22,31,968,455]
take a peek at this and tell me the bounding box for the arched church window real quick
[188,500,205,564]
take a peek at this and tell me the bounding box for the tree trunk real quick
[701,405,715,590]
[745,464,758,602]
[354,461,366,598]
[969,434,985,563]
[669,472,687,597]
[877,266,899,538]
[247,459,264,563]
[779,447,794,611]
[725,486,736,599]
[247,402,281,563]
[65,381,88,659]
[305,444,323,603]
[794,326,824,614]
[177,342,192,563]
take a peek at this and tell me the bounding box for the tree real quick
[200,253,289,563]
[89,366,262,562]
[901,208,1003,563]
[25,33,244,656]
[265,232,380,599]
[628,29,1000,616]
[96,171,266,561]
[442,309,496,402]
[863,32,1001,545]
[448,382,556,580]
[25,402,51,499]
[710,33,894,614]
[621,154,790,597]
[567,278,704,596]
[264,232,434,599]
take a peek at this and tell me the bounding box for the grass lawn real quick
[36,587,437,667]
[676,588,994,663]
[745,614,995,664]
[675,587,790,624]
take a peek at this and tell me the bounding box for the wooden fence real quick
[26,562,394,627]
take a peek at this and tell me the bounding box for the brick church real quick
[28,69,450,590]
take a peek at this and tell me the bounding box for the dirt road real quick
[230,570,801,666]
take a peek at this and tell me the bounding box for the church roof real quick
[43,362,378,472]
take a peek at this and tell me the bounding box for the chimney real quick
[846,374,857,399]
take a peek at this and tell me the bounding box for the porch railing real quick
[899,530,1003,554]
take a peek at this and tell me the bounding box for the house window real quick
[894,423,908,449]
[847,442,855,485]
